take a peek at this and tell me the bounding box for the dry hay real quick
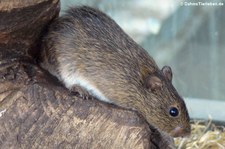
[174,119,225,149]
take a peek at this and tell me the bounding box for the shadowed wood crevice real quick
[0,0,60,59]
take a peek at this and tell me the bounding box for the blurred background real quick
[61,0,225,122]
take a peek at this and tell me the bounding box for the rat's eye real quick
[169,107,179,117]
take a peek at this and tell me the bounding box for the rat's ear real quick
[145,76,162,91]
[162,66,173,82]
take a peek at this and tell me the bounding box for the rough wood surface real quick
[0,0,60,59]
[0,0,175,148]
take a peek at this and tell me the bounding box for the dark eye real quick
[169,107,179,117]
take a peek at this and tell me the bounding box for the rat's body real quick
[40,6,190,137]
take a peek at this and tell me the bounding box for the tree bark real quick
[0,0,175,148]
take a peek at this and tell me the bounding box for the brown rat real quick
[39,6,191,137]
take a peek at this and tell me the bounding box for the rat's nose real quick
[170,126,191,137]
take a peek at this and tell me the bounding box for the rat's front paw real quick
[70,85,93,100]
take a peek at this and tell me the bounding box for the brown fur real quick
[39,6,190,137]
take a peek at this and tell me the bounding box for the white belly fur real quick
[60,69,112,103]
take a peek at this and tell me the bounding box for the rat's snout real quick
[170,126,191,138]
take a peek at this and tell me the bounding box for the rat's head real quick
[135,66,191,137]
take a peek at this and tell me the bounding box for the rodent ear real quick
[146,76,162,91]
[162,66,173,82]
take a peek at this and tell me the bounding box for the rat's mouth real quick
[170,126,191,138]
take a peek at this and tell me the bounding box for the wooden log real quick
[0,0,60,59]
[0,0,175,148]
